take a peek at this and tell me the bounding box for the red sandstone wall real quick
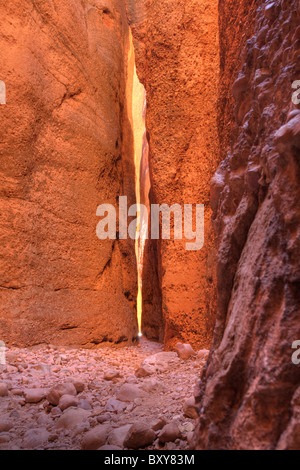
[195,0,300,450]
[127,0,220,350]
[0,0,138,347]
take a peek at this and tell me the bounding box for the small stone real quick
[105,398,127,413]
[135,365,152,378]
[55,408,90,430]
[0,383,8,397]
[59,394,79,411]
[175,343,196,360]
[159,422,181,443]
[197,349,209,361]
[97,414,111,424]
[108,424,132,448]
[37,414,51,426]
[151,417,167,432]
[125,375,139,384]
[0,419,13,433]
[48,433,59,443]
[67,378,85,393]
[81,425,110,450]
[72,421,90,438]
[50,407,62,418]
[124,423,156,449]
[6,351,18,364]
[116,384,141,402]
[0,433,10,444]
[179,422,195,434]
[47,382,77,406]
[25,388,47,404]
[12,389,23,396]
[142,352,180,373]
[140,379,160,393]
[183,397,199,419]
[78,399,92,411]
[104,370,120,381]
[33,363,51,374]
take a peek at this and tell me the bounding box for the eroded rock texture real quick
[195,0,300,450]
[0,0,138,347]
[127,0,220,349]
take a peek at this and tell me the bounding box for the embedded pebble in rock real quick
[159,422,181,443]
[175,343,196,360]
[124,423,156,449]
[0,339,204,450]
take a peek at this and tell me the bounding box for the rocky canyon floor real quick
[0,338,208,450]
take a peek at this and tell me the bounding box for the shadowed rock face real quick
[127,0,220,350]
[194,0,300,450]
[0,0,138,346]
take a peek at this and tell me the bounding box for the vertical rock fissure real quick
[128,31,150,336]
[127,0,220,348]
[133,80,148,336]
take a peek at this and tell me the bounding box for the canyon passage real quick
[0,0,300,451]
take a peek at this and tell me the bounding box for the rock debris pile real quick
[0,339,208,450]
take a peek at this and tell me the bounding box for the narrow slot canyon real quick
[0,0,299,452]
[130,54,149,337]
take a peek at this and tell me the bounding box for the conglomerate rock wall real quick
[0,0,138,347]
[194,0,300,450]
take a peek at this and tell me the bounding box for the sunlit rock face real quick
[0,0,138,346]
[127,0,220,350]
[195,0,300,450]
